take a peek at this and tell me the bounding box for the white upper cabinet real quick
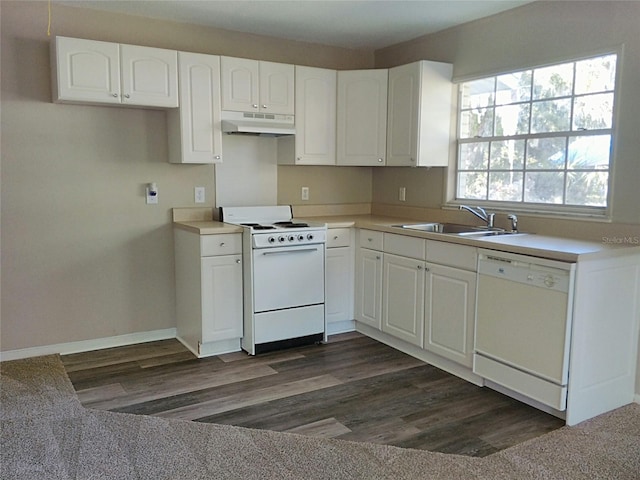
[221,57,294,115]
[278,66,336,165]
[337,69,388,166]
[119,44,179,108]
[51,36,178,108]
[168,52,223,164]
[386,60,453,167]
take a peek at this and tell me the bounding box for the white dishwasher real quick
[474,249,575,412]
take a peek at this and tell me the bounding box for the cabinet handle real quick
[111,93,118,98]
[262,104,267,109]
[425,267,430,272]
[123,94,130,99]
[236,259,241,264]
[377,158,384,163]
[252,104,258,109]
[214,155,221,160]
[367,238,373,242]
[220,242,225,247]
[376,256,381,260]
[333,235,339,240]
[417,265,423,270]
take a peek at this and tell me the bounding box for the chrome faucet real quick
[459,205,495,229]
[507,214,518,233]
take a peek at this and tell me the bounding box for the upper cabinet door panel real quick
[220,56,259,111]
[120,44,178,108]
[337,69,388,166]
[387,62,419,166]
[259,61,295,114]
[52,36,121,104]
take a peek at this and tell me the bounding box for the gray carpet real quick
[1,355,639,479]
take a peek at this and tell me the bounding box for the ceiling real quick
[57,0,533,50]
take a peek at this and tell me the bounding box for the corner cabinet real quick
[221,57,294,115]
[51,36,178,108]
[168,52,223,164]
[386,61,453,167]
[174,229,243,357]
[337,69,388,166]
[278,66,337,165]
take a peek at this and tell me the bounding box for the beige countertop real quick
[174,214,640,263]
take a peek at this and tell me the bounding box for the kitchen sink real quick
[392,222,521,237]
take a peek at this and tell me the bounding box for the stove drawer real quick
[201,234,242,256]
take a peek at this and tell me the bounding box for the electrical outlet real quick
[301,186,310,201]
[194,186,206,204]
[146,183,158,205]
[399,187,406,202]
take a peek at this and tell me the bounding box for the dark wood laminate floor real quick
[61,332,564,457]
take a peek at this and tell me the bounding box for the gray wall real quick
[0,1,373,352]
[374,0,640,225]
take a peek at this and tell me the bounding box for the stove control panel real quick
[253,229,326,248]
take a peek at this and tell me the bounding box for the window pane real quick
[490,140,524,170]
[533,63,574,99]
[489,172,523,201]
[495,104,530,136]
[566,171,608,206]
[531,99,571,133]
[457,172,487,200]
[575,54,616,94]
[495,71,531,105]
[573,93,614,130]
[566,135,611,169]
[459,142,489,170]
[524,172,565,203]
[526,137,567,169]
[460,78,495,109]
[460,108,494,138]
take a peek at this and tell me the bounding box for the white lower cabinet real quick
[424,263,476,367]
[355,230,384,330]
[174,229,243,357]
[325,228,355,334]
[382,253,425,347]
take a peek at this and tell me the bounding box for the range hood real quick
[221,111,295,136]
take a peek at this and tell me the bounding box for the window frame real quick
[448,50,621,219]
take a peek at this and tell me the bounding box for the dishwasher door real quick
[474,251,574,410]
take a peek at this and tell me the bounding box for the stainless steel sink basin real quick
[392,222,521,237]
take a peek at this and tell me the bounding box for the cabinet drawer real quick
[201,233,242,256]
[384,233,426,260]
[358,229,384,251]
[426,241,477,271]
[327,228,352,248]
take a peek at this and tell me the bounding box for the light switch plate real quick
[301,186,309,201]
[195,186,206,204]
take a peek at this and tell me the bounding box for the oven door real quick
[252,244,325,313]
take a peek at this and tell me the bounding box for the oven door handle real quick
[261,247,319,256]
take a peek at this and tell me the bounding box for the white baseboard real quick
[635,393,640,404]
[0,328,177,362]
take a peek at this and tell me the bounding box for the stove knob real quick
[278,235,286,243]
[287,235,295,242]
[307,233,314,241]
[268,236,276,244]
[297,234,304,241]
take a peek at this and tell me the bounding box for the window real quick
[456,54,617,212]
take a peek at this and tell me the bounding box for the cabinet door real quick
[201,255,243,343]
[386,62,419,166]
[326,246,354,325]
[220,56,259,112]
[294,66,336,165]
[52,36,121,104]
[259,61,295,114]
[424,264,476,366]
[355,248,383,329]
[337,69,388,166]
[169,52,222,164]
[382,254,425,347]
[120,44,178,107]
